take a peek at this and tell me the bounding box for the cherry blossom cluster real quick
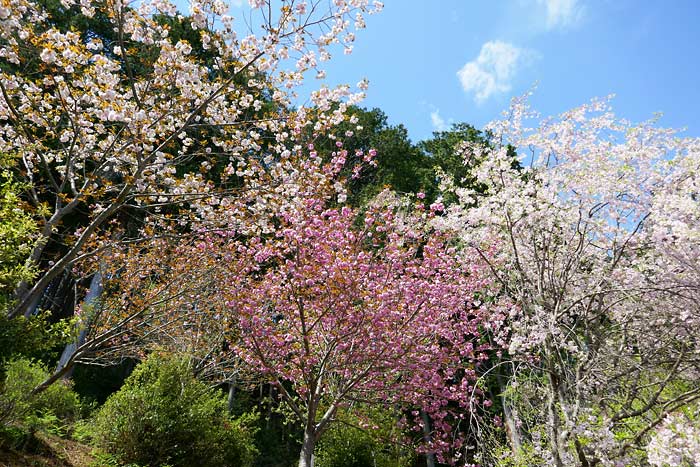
[647,411,700,467]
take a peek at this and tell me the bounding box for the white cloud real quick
[537,0,584,29]
[430,110,448,132]
[457,41,534,103]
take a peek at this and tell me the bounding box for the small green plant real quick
[91,354,258,467]
[70,418,95,444]
[89,450,148,467]
[26,409,69,437]
[0,425,31,450]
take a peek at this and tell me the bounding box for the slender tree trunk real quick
[298,427,315,467]
[496,372,522,455]
[546,366,566,467]
[57,270,102,375]
[266,384,275,431]
[420,410,436,467]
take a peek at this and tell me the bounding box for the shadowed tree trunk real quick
[421,410,436,467]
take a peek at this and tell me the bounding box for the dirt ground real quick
[0,432,96,467]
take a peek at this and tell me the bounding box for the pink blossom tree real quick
[60,142,364,390]
[28,134,381,395]
[208,195,500,467]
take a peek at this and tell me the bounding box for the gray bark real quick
[298,428,315,467]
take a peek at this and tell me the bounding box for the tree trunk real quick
[298,427,315,467]
[546,369,566,467]
[497,372,522,455]
[420,410,436,467]
[57,270,102,375]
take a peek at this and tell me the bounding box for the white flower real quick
[40,48,57,64]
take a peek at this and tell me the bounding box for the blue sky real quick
[211,1,700,142]
[288,0,700,142]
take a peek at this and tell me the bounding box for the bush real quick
[0,358,83,452]
[0,358,82,427]
[91,354,258,467]
[315,407,414,467]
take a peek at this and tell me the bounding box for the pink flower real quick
[430,201,444,212]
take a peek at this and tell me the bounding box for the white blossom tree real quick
[1,0,381,320]
[438,95,700,466]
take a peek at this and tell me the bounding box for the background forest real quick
[1,1,699,467]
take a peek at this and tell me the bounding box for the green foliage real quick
[70,418,95,444]
[345,110,431,202]
[91,354,258,467]
[250,392,302,467]
[313,107,434,205]
[0,313,75,373]
[311,108,512,208]
[315,407,414,467]
[0,425,31,451]
[0,153,38,310]
[493,441,548,467]
[0,358,83,428]
[25,409,69,437]
[419,123,485,185]
[418,123,513,204]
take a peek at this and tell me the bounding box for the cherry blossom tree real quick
[216,196,498,467]
[0,0,380,319]
[438,95,700,466]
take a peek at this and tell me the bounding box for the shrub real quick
[0,358,82,427]
[91,354,258,467]
[0,156,38,311]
